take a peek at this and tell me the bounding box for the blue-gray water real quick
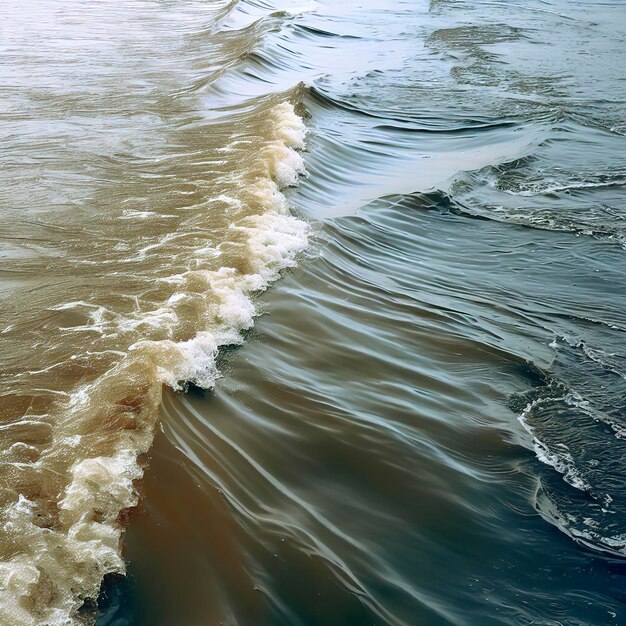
[1,0,625,624]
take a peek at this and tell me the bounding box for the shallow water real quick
[1,0,625,624]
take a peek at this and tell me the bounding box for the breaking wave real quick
[0,102,308,626]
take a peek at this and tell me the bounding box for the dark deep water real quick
[2,0,625,624]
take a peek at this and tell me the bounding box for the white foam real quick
[518,398,592,492]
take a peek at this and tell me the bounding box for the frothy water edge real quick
[0,102,308,626]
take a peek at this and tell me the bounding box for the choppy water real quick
[1,0,625,624]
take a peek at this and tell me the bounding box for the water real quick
[1,0,625,624]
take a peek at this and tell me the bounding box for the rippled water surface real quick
[1,0,625,624]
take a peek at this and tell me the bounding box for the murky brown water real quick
[2,0,626,624]
[1,1,309,621]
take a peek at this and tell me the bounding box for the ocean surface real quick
[1,0,625,624]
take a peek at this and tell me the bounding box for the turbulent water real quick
[1,0,625,624]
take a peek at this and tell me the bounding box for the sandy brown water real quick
[1,1,310,621]
[2,0,626,624]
